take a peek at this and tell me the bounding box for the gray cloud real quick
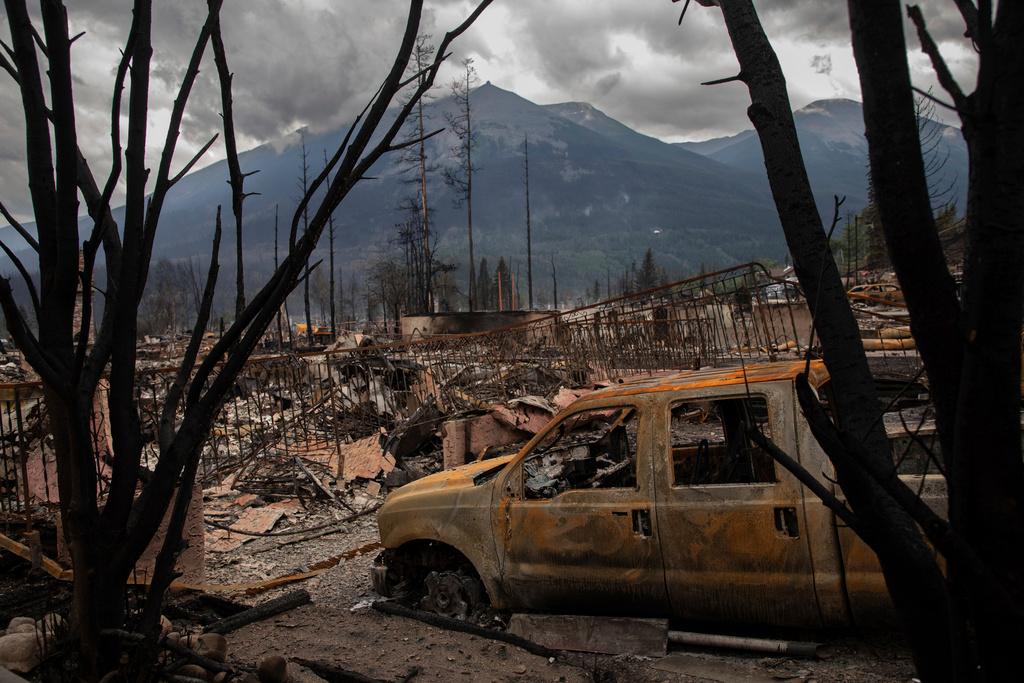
[812,54,833,76]
[1,0,978,225]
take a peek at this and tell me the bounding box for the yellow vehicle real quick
[373,361,941,628]
[847,282,904,305]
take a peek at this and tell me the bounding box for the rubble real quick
[204,590,310,635]
[340,436,396,483]
[0,264,936,682]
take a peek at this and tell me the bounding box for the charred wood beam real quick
[291,658,399,683]
[100,628,232,674]
[202,589,310,635]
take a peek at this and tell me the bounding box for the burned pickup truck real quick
[372,360,943,628]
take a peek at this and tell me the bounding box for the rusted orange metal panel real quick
[375,360,904,628]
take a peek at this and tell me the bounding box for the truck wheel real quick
[371,553,421,601]
[370,561,397,598]
[420,570,482,619]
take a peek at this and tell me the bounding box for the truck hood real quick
[387,454,515,498]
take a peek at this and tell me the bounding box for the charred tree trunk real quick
[550,255,557,308]
[524,136,533,310]
[695,1,951,676]
[211,14,258,322]
[851,1,1024,678]
[0,1,494,677]
[275,205,284,349]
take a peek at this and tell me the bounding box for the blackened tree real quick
[0,1,493,677]
[494,256,512,310]
[477,257,492,309]
[443,58,481,310]
[296,129,314,345]
[681,0,1024,679]
[635,248,661,292]
[523,135,534,310]
[395,34,440,314]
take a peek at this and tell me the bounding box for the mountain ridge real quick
[676,97,968,215]
[2,87,968,311]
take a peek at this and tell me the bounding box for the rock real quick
[195,633,228,663]
[177,663,209,680]
[257,655,288,683]
[239,673,260,683]
[36,613,65,634]
[0,632,41,673]
[160,616,173,637]
[5,618,33,632]
[11,624,36,635]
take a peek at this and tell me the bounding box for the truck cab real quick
[374,360,939,628]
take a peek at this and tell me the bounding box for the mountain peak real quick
[793,98,867,146]
[797,98,862,113]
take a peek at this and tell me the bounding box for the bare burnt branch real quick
[907,6,968,115]
[0,277,56,386]
[701,73,745,86]
[385,127,444,153]
[0,48,18,82]
[6,2,58,257]
[745,426,860,530]
[140,0,226,265]
[168,134,219,187]
[0,200,39,251]
[911,85,957,112]
[211,10,252,319]
[0,239,40,313]
[674,0,693,26]
[952,0,981,42]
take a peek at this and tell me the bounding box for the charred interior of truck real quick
[669,396,776,485]
[522,407,639,499]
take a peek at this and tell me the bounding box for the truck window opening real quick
[669,396,776,485]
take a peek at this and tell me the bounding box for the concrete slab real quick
[507,614,668,657]
[650,653,781,682]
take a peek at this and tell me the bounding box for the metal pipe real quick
[667,630,833,659]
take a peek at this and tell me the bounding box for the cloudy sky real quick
[1,0,978,223]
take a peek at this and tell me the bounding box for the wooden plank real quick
[507,614,668,656]
[0,531,71,580]
[650,653,779,683]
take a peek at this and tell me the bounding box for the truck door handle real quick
[774,507,799,538]
[632,509,653,537]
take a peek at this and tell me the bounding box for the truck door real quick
[653,386,825,627]
[495,403,671,615]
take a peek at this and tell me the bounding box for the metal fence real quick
[1,262,925,532]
